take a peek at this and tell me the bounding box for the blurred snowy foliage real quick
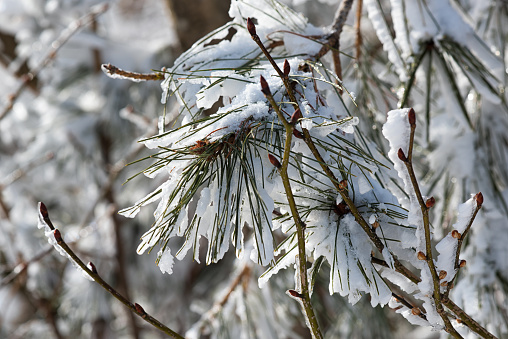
[1,0,507,338]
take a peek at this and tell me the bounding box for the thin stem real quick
[355,0,363,62]
[38,203,184,339]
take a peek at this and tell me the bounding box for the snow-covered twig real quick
[37,202,185,339]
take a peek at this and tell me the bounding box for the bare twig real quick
[38,202,185,339]
[101,63,165,82]
[0,3,109,121]
[355,0,363,61]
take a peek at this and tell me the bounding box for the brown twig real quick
[101,63,165,82]
[37,202,184,339]
[0,3,109,121]
[355,0,363,62]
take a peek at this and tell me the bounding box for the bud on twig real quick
[397,148,407,162]
[474,192,483,208]
[451,230,461,239]
[283,59,290,77]
[439,270,447,280]
[417,251,426,260]
[54,229,63,243]
[440,281,448,287]
[408,108,416,126]
[268,154,281,169]
[88,262,98,274]
[459,259,466,268]
[411,307,421,316]
[260,76,271,96]
[339,179,348,190]
[289,108,302,125]
[425,197,435,208]
[293,129,304,139]
[288,289,304,299]
[246,17,256,36]
[135,303,147,317]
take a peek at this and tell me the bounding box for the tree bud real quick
[54,229,62,243]
[425,197,435,208]
[288,289,303,299]
[289,108,302,125]
[408,108,416,126]
[474,192,483,208]
[459,259,466,268]
[293,129,304,139]
[260,75,271,96]
[246,18,256,36]
[417,251,426,260]
[339,179,348,190]
[451,230,461,239]
[439,270,447,280]
[397,148,407,162]
[88,262,98,274]
[283,59,290,77]
[135,303,146,316]
[411,307,421,316]
[268,154,281,169]
[440,281,448,287]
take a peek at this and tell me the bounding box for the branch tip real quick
[260,75,271,96]
[408,108,416,126]
[474,192,483,208]
[39,202,49,219]
[246,17,256,36]
[283,59,290,77]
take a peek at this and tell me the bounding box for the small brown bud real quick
[474,192,483,208]
[53,229,63,243]
[260,75,271,96]
[459,259,466,268]
[288,289,304,299]
[417,251,427,260]
[408,108,416,126]
[451,230,461,239]
[339,179,348,190]
[246,17,256,36]
[88,262,98,274]
[135,303,146,316]
[425,197,435,208]
[456,318,462,324]
[283,59,290,77]
[448,282,454,289]
[371,220,380,229]
[39,202,49,220]
[439,270,447,280]
[289,108,302,125]
[440,281,448,287]
[292,129,304,139]
[411,307,421,316]
[268,154,281,169]
[397,148,407,162]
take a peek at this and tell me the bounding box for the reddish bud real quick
[456,319,462,324]
[88,262,98,274]
[283,59,290,77]
[268,154,281,169]
[289,108,302,125]
[371,220,380,229]
[397,148,407,162]
[408,108,416,126]
[474,192,483,208]
[53,229,63,243]
[135,303,146,316]
[459,259,466,268]
[440,281,448,287]
[417,251,426,260]
[292,129,304,139]
[246,17,256,36]
[451,230,461,239]
[288,289,304,299]
[411,307,421,316]
[339,179,348,190]
[39,202,49,219]
[425,197,435,208]
[439,270,447,280]
[260,75,271,96]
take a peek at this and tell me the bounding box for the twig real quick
[397,109,463,338]
[101,63,165,82]
[38,202,185,339]
[0,3,109,121]
[355,0,363,62]
[248,18,323,339]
